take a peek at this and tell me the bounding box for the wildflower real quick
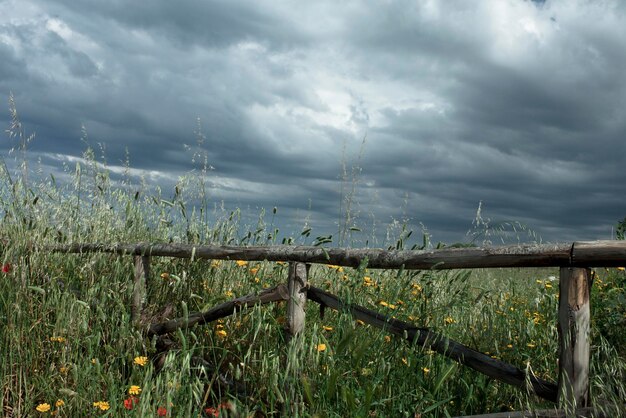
[506,344,513,349]
[235,260,248,267]
[224,290,234,298]
[160,272,170,280]
[55,400,64,408]
[36,403,51,413]
[444,317,455,325]
[317,343,327,352]
[356,319,366,326]
[544,283,553,289]
[422,367,430,374]
[93,401,110,411]
[527,343,536,348]
[401,357,408,366]
[322,326,333,331]
[411,283,422,291]
[123,396,139,410]
[210,260,221,268]
[384,335,391,343]
[157,407,168,416]
[49,336,66,343]
[133,356,149,367]
[378,300,396,309]
[205,407,220,417]
[91,358,97,365]
[326,264,344,273]
[59,366,68,374]
[2,263,11,274]
[128,385,141,395]
[249,267,259,275]
[216,330,227,338]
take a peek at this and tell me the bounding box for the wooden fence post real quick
[557,267,591,409]
[284,262,309,342]
[131,255,151,327]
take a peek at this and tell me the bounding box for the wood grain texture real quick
[49,240,626,269]
[557,267,591,409]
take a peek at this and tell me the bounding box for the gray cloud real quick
[1,0,625,245]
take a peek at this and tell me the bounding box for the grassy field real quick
[1,109,626,417]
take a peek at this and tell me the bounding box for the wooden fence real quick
[49,240,626,417]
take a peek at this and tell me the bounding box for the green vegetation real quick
[1,102,625,417]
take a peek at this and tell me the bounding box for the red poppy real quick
[123,396,139,410]
[2,263,11,274]
[156,406,168,416]
[204,407,220,417]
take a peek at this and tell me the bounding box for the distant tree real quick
[616,217,626,240]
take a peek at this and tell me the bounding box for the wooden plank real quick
[572,240,626,266]
[148,284,289,337]
[131,255,150,326]
[306,286,558,402]
[49,241,626,269]
[557,267,591,409]
[284,262,309,341]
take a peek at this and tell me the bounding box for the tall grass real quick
[1,102,625,417]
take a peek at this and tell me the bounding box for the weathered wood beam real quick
[48,240,626,269]
[306,286,558,403]
[284,262,309,342]
[148,284,289,337]
[557,267,591,409]
[131,255,150,326]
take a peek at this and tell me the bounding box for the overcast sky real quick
[1,0,625,245]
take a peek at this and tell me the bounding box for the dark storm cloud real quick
[1,0,625,245]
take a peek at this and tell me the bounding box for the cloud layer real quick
[1,0,625,244]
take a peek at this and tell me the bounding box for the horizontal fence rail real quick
[49,240,626,269]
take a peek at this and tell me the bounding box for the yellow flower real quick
[128,385,142,395]
[401,357,408,366]
[49,336,66,343]
[316,343,327,352]
[326,264,344,273]
[93,401,110,411]
[36,403,51,413]
[378,300,389,307]
[210,260,221,268]
[322,326,333,331]
[133,356,148,367]
[235,260,248,267]
[544,283,553,289]
[160,272,170,280]
[55,400,65,407]
[224,290,234,298]
[356,319,366,326]
[422,367,430,374]
[216,330,227,338]
[384,335,391,343]
[618,267,625,271]
[444,317,455,325]
[527,343,536,348]
[249,267,259,275]
[506,344,513,349]
[59,366,68,374]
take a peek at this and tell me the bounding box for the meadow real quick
[1,105,625,417]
